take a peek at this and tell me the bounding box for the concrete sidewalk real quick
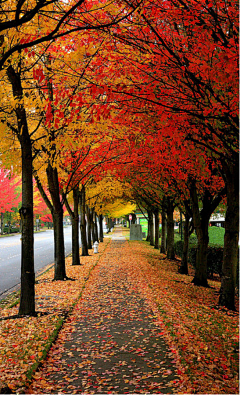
[29,228,179,394]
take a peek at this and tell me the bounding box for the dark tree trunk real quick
[190,180,224,287]
[107,217,112,232]
[7,65,35,316]
[19,138,35,315]
[35,171,66,277]
[72,187,81,265]
[86,205,92,249]
[90,209,97,243]
[0,213,4,235]
[166,198,175,259]
[178,212,190,275]
[52,209,66,279]
[80,185,88,256]
[64,195,80,266]
[160,202,167,254]
[154,208,160,249]
[99,214,104,242]
[219,162,239,310]
[42,59,67,280]
[94,212,99,242]
[194,220,209,287]
[190,182,210,287]
[147,209,154,246]
[47,165,66,280]
[146,218,150,242]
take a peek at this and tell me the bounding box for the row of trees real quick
[0,0,238,314]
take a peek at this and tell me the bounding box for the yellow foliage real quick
[86,175,134,215]
[102,199,136,218]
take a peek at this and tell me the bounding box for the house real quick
[209,213,225,228]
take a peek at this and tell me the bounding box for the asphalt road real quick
[0,226,74,299]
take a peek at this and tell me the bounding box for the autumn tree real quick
[96,0,238,308]
[0,0,142,316]
[0,167,21,234]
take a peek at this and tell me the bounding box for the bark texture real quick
[80,185,88,256]
[72,187,81,265]
[47,165,66,280]
[147,209,154,246]
[166,198,175,259]
[219,162,239,310]
[65,194,80,266]
[178,212,190,275]
[190,180,224,287]
[190,182,210,287]
[7,65,35,316]
[86,205,92,249]
[154,208,160,249]
[0,213,3,236]
[99,214,104,242]
[160,203,167,254]
[94,212,99,242]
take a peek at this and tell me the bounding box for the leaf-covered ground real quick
[131,241,239,394]
[28,238,179,394]
[0,238,110,393]
[0,227,239,394]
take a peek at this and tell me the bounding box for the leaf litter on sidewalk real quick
[28,237,238,394]
[0,234,239,394]
[28,239,180,394]
[0,240,110,392]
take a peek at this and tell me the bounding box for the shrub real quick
[174,240,222,278]
[174,240,239,283]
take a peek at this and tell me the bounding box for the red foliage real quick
[0,167,21,214]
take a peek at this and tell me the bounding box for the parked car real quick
[3,224,20,234]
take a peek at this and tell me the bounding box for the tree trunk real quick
[190,182,209,287]
[178,212,189,275]
[91,210,98,243]
[99,214,104,242]
[147,209,154,246]
[160,203,167,254]
[86,205,92,249]
[166,198,175,259]
[90,209,96,243]
[194,219,209,286]
[146,218,150,242]
[47,165,66,280]
[154,208,160,249]
[19,138,35,315]
[107,217,112,233]
[94,212,99,242]
[0,213,3,235]
[72,187,81,265]
[52,209,66,279]
[190,180,225,287]
[219,162,239,310]
[65,196,80,266]
[7,65,35,316]
[80,185,88,256]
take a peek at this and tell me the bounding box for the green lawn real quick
[175,226,225,246]
[140,220,225,247]
[208,226,225,246]
[139,218,148,234]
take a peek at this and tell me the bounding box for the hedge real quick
[175,240,233,279]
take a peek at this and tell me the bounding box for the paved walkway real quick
[29,227,178,394]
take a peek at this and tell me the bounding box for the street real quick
[0,226,74,299]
